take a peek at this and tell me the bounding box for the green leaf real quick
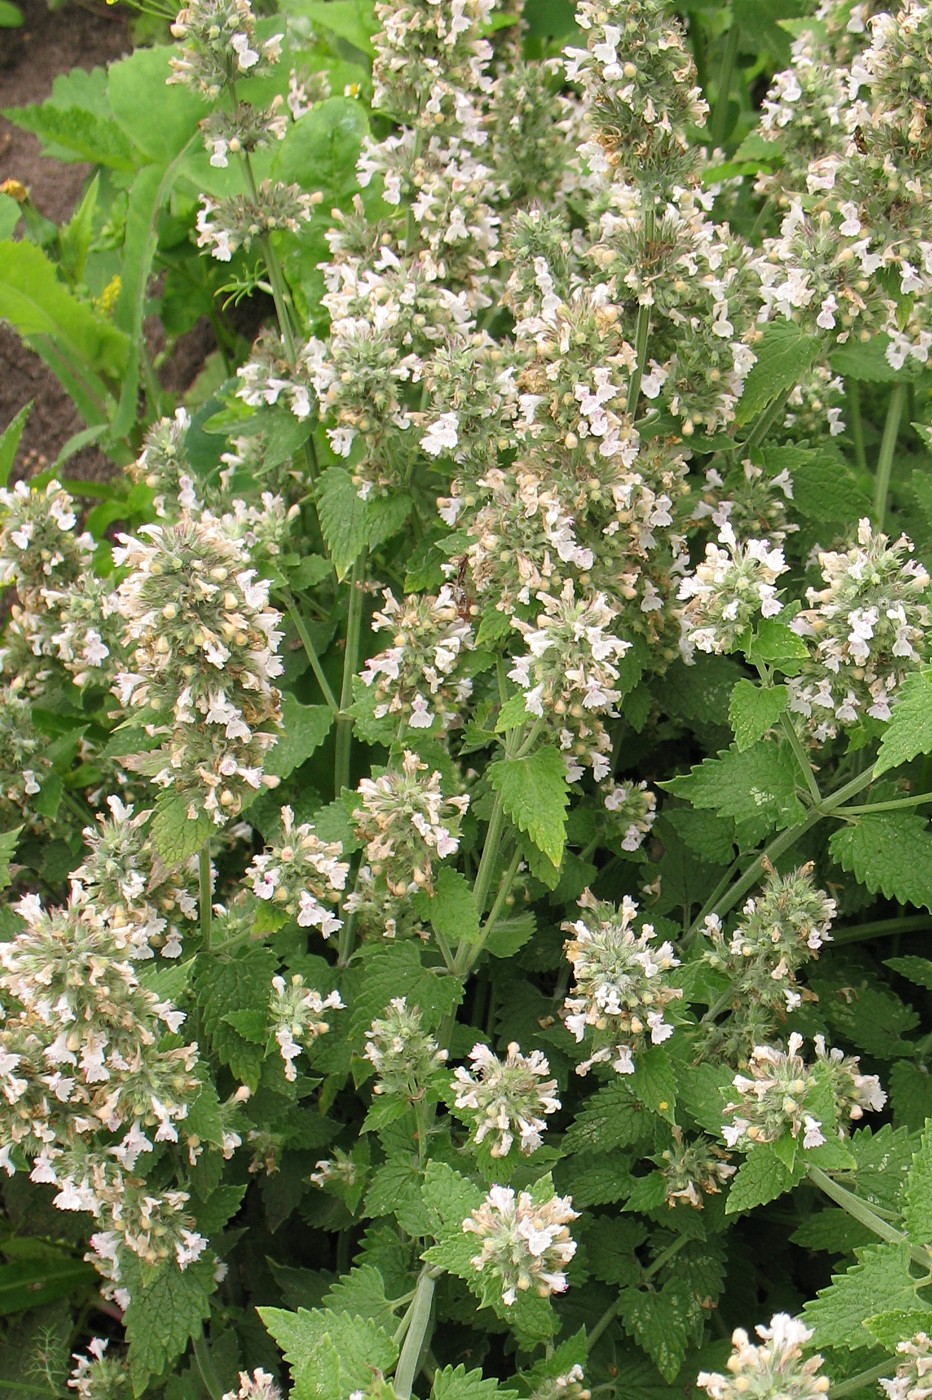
[0,4,23,26]
[729,679,789,751]
[619,1278,697,1381]
[316,467,411,579]
[831,335,922,384]
[863,1308,932,1350]
[432,1364,519,1400]
[885,956,932,991]
[347,942,462,1043]
[150,793,213,869]
[903,1123,932,1245]
[736,323,822,428]
[0,195,20,242]
[0,403,29,487]
[0,240,128,379]
[803,1243,919,1351]
[663,743,805,845]
[421,1161,485,1279]
[287,0,377,54]
[0,826,21,894]
[725,1143,806,1215]
[757,446,871,526]
[416,866,480,947]
[829,814,932,913]
[888,1062,932,1134]
[259,1307,397,1400]
[123,1256,216,1394]
[108,45,208,162]
[746,618,810,668]
[194,944,278,1089]
[0,1253,95,1317]
[488,745,569,867]
[631,1046,678,1121]
[874,671,932,776]
[563,1082,650,1156]
[583,1216,646,1287]
[274,96,369,198]
[265,696,333,779]
[321,1265,394,1330]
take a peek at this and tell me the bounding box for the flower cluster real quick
[602,780,657,852]
[221,1370,283,1400]
[697,1315,829,1400]
[360,585,476,732]
[880,1332,932,1400]
[269,974,343,1081]
[562,890,682,1076]
[168,0,282,98]
[509,582,632,781]
[67,1338,131,1399]
[787,518,931,737]
[352,751,469,896]
[196,182,320,263]
[452,1042,561,1157]
[464,1183,578,1306]
[678,524,788,657]
[364,998,448,1102]
[528,1366,592,1400]
[658,1128,736,1210]
[113,513,284,824]
[703,864,835,1021]
[723,1032,885,1150]
[247,805,349,938]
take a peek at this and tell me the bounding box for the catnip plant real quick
[0,0,931,1397]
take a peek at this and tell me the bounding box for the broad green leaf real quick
[194,943,278,1089]
[0,240,128,379]
[725,1143,806,1215]
[631,1045,678,1122]
[0,4,23,26]
[902,1122,932,1245]
[346,942,462,1042]
[274,97,369,199]
[0,1253,94,1317]
[663,743,805,846]
[421,1161,485,1275]
[150,792,213,869]
[321,1265,394,1330]
[432,1365,520,1400]
[736,323,822,428]
[757,446,871,526]
[619,1278,697,1381]
[316,466,411,578]
[888,1061,932,1134]
[803,1243,919,1351]
[746,618,810,668]
[829,814,932,913]
[0,826,21,894]
[488,745,569,867]
[4,102,137,169]
[108,46,208,162]
[416,866,480,947]
[287,0,377,54]
[831,335,923,384]
[790,1209,876,1255]
[265,696,333,779]
[0,194,20,241]
[863,1309,932,1350]
[563,1082,650,1156]
[123,1256,216,1394]
[0,402,29,487]
[583,1216,646,1287]
[259,1307,397,1400]
[729,679,788,751]
[885,956,932,990]
[874,670,932,776]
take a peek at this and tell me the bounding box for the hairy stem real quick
[807,1166,929,1269]
[831,1361,896,1400]
[394,1268,437,1400]
[848,380,867,475]
[710,20,741,150]
[873,382,906,531]
[334,552,367,798]
[837,791,932,816]
[199,843,212,952]
[284,590,339,713]
[192,1329,224,1400]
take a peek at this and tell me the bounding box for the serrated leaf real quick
[416,866,480,947]
[746,619,810,668]
[364,1157,429,1236]
[259,1307,397,1400]
[563,1082,650,1156]
[790,1209,877,1255]
[584,1216,646,1287]
[619,1278,697,1381]
[874,671,932,776]
[346,942,463,1043]
[286,0,377,54]
[0,403,29,487]
[729,680,789,751]
[194,944,278,1089]
[488,746,569,867]
[736,322,822,428]
[485,912,536,958]
[421,1161,485,1280]
[150,793,212,869]
[757,446,871,526]
[123,1256,216,1394]
[885,956,932,990]
[432,1364,519,1400]
[0,827,21,894]
[321,1266,394,1331]
[803,1243,919,1351]
[888,1062,932,1134]
[316,467,410,578]
[663,743,805,845]
[830,814,932,913]
[849,1125,917,1216]
[0,239,128,379]
[863,1308,932,1350]
[725,1144,806,1215]
[631,1046,678,1121]
[265,696,333,779]
[903,1123,932,1245]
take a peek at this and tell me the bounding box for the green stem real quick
[689,766,876,934]
[873,383,906,530]
[643,1233,691,1282]
[832,913,931,945]
[780,715,822,806]
[470,790,507,922]
[627,200,656,418]
[806,1166,930,1269]
[192,1330,224,1400]
[334,552,367,798]
[284,590,339,713]
[831,1361,895,1400]
[743,386,791,454]
[848,380,867,475]
[710,19,741,149]
[199,844,212,953]
[394,1268,436,1400]
[837,792,932,816]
